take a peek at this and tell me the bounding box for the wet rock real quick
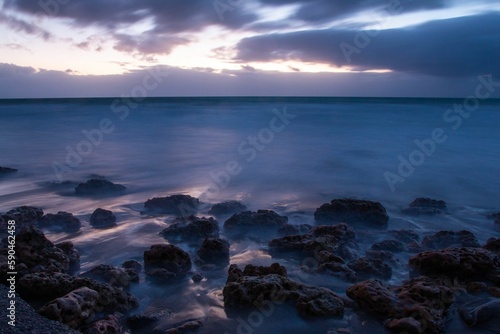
[196,238,230,265]
[421,230,480,249]
[459,298,500,327]
[314,198,388,228]
[192,272,204,282]
[165,319,204,334]
[127,309,172,329]
[347,257,392,280]
[90,208,116,228]
[81,264,138,288]
[208,201,247,215]
[122,260,142,273]
[161,215,219,240]
[223,263,344,317]
[371,240,405,253]
[317,256,358,282]
[277,223,312,236]
[466,281,488,294]
[365,250,398,266]
[56,241,80,273]
[346,276,453,334]
[409,247,500,283]
[1,206,44,232]
[18,272,138,312]
[401,197,447,215]
[224,210,288,231]
[144,244,192,280]
[75,179,126,195]
[388,229,420,242]
[143,194,199,215]
[483,237,500,253]
[406,241,425,253]
[39,287,99,329]
[84,314,122,334]
[0,166,18,174]
[15,225,72,273]
[39,211,81,231]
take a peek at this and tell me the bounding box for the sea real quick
[1,97,499,333]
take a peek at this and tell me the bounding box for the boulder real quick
[224,210,288,231]
[81,264,138,288]
[365,250,398,266]
[144,244,192,280]
[388,229,420,242]
[39,211,81,231]
[421,230,480,249]
[75,179,126,195]
[370,240,405,253]
[277,224,312,236]
[208,201,247,215]
[161,215,219,240]
[314,198,388,228]
[483,238,500,253]
[56,241,80,273]
[347,257,392,280]
[143,194,199,215]
[39,287,99,329]
[122,260,142,273]
[196,238,230,265]
[401,197,447,215]
[1,206,44,232]
[90,208,116,228]
[84,314,122,334]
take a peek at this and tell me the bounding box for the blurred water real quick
[0,97,499,333]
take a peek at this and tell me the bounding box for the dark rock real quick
[84,314,122,334]
[122,260,142,272]
[208,201,247,215]
[223,263,344,317]
[127,309,172,329]
[56,241,80,273]
[409,247,500,283]
[144,244,192,279]
[196,238,230,265]
[161,215,219,240]
[1,206,44,232]
[421,230,480,249]
[146,268,177,282]
[143,194,199,215]
[314,198,388,228]
[18,272,138,312]
[81,264,138,288]
[466,281,488,294]
[406,241,425,253]
[277,224,312,236]
[224,210,288,231]
[39,211,81,231]
[371,240,405,252]
[38,287,99,329]
[347,257,392,280]
[75,179,126,195]
[192,272,204,282]
[346,276,453,334]
[0,166,18,174]
[388,229,420,242]
[317,258,358,282]
[459,298,500,327]
[90,208,116,228]
[483,238,500,253]
[365,250,398,266]
[401,197,447,215]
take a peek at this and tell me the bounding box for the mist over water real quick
[1,97,499,333]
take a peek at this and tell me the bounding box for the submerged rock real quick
[277,224,312,236]
[122,260,142,273]
[75,179,126,195]
[144,244,192,280]
[421,230,480,249]
[459,298,500,328]
[388,229,420,242]
[371,240,405,253]
[314,198,389,228]
[401,197,447,215]
[90,208,116,228]
[224,210,288,231]
[39,211,81,231]
[81,264,138,288]
[196,238,230,265]
[0,166,18,174]
[143,194,199,215]
[347,257,392,280]
[161,215,219,240]
[208,201,247,215]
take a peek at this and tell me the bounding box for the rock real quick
[406,241,425,253]
[317,258,358,282]
[208,201,247,215]
[409,247,500,283]
[459,298,500,327]
[421,230,480,249]
[224,210,288,231]
[365,250,398,266]
[0,166,18,174]
[18,272,138,313]
[81,264,138,288]
[39,211,81,231]
[277,224,312,236]
[483,237,500,253]
[161,215,219,240]
[196,238,230,265]
[75,179,126,195]
[388,230,420,242]
[192,272,204,282]
[143,194,199,215]
[401,197,447,215]
[223,263,344,317]
[84,314,122,334]
[122,260,142,272]
[127,309,172,329]
[165,319,204,334]
[346,276,453,333]
[146,268,177,282]
[39,287,99,329]
[15,225,72,273]
[56,241,80,273]
[314,198,389,228]
[144,244,192,280]
[371,240,405,252]
[1,206,44,233]
[90,208,116,228]
[347,257,392,280]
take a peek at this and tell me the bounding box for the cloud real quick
[235,13,500,77]
[113,33,190,56]
[0,12,52,40]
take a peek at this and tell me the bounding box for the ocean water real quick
[1,97,499,333]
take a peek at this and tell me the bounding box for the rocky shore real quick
[1,180,499,333]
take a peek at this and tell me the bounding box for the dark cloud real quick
[113,33,189,55]
[0,12,52,40]
[235,13,500,77]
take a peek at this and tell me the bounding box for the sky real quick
[0,0,499,98]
